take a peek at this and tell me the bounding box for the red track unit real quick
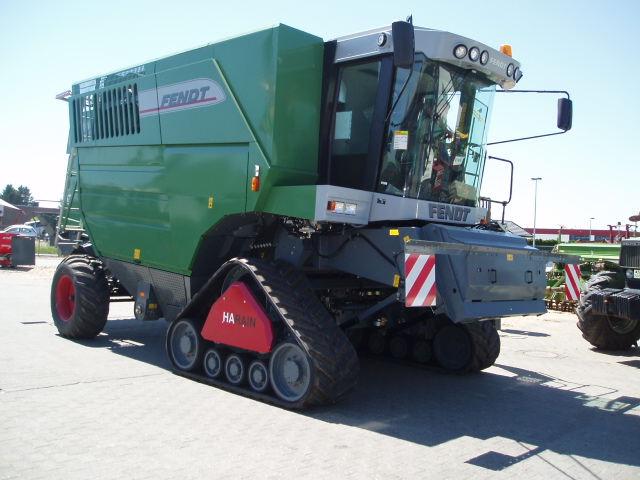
[201,282,274,353]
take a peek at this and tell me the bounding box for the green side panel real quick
[213,24,323,175]
[262,185,318,220]
[164,145,249,270]
[76,146,174,269]
[155,45,214,74]
[156,59,254,145]
[64,25,325,275]
[270,26,324,174]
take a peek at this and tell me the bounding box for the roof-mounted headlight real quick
[506,63,514,77]
[513,66,520,80]
[480,50,489,65]
[469,47,480,62]
[453,44,467,59]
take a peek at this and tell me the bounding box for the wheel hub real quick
[180,336,194,356]
[283,356,306,385]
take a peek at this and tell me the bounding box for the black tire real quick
[576,272,640,349]
[433,320,500,374]
[51,256,110,339]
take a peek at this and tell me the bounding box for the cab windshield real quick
[378,55,495,206]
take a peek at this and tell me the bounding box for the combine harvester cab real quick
[52,21,577,408]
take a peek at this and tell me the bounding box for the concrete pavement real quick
[1,257,639,479]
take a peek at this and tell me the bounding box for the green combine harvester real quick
[52,21,577,408]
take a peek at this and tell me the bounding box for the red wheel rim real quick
[56,275,75,322]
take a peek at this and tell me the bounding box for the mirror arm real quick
[488,130,567,146]
[487,90,572,146]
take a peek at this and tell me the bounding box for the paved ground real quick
[1,257,639,479]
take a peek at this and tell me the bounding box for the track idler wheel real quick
[168,318,206,372]
[269,341,312,403]
[433,321,500,374]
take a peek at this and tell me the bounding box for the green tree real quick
[1,184,36,206]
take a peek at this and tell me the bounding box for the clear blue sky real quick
[1,0,638,232]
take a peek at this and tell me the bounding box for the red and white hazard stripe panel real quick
[565,263,581,301]
[404,253,437,307]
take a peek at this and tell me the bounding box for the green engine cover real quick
[63,25,324,274]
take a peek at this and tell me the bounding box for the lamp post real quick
[531,177,541,248]
[589,217,595,242]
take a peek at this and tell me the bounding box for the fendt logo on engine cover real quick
[221,311,257,328]
[428,203,471,222]
[139,78,226,117]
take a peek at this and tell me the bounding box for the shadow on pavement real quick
[500,329,550,338]
[65,317,171,370]
[311,358,640,472]
[63,316,640,472]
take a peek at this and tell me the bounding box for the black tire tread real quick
[576,272,640,349]
[51,255,110,339]
[465,321,501,372]
[237,259,359,407]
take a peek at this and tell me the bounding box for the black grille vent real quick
[72,84,141,143]
[620,242,640,268]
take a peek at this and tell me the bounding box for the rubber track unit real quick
[465,320,501,373]
[172,258,360,409]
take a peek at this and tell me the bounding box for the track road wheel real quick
[225,354,248,385]
[248,359,269,393]
[390,335,410,359]
[576,272,640,349]
[269,341,312,403]
[51,256,110,339]
[168,318,205,372]
[433,321,500,374]
[367,332,386,355]
[203,348,226,379]
[412,339,432,364]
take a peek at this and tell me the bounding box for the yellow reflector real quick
[389,229,400,236]
[500,45,513,57]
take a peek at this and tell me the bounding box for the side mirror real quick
[557,97,573,131]
[392,21,415,69]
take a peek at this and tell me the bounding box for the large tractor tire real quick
[576,272,640,349]
[51,256,110,339]
[433,320,500,374]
